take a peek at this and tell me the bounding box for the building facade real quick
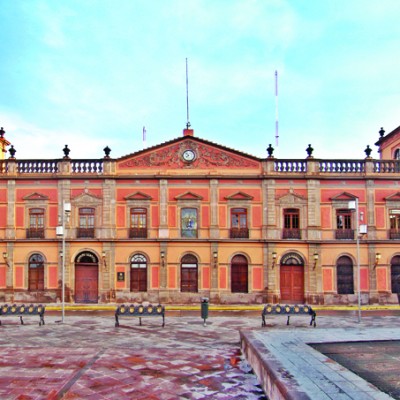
[1,125,400,305]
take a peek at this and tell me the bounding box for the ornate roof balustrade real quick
[0,159,105,175]
[17,160,59,174]
[318,160,365,173]
[274,160,307,173]
[0,157,400,176]
[373,160,400,173]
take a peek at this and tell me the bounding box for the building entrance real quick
[75,252,98,303]
[280,253,304,303]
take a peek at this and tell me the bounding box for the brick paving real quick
[1,309,400,399]
[0,310,267,400]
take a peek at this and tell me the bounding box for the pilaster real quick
[159,179,169,238]
[209,179,219,239]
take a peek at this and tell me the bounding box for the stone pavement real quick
[0,310,267,400]
[240,310,400,400]
[0,309,400,399]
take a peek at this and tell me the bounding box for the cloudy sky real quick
[1,0,399,160]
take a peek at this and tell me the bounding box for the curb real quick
[41,304,400,312]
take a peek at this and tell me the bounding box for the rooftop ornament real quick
[364,145,372,158]
[306,144,314,158]
[9,145,16,159]
[0,127,5,138]
[266,144,274,158]
[379,127,385,137]
[103,146,111,159]
[62,145,70,159]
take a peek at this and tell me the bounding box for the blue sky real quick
[1,0,399,160]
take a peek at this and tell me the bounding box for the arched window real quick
[391,256,400,294]
[181,254,198,292]
[231,255,248,293]
[130,254,147,292]
[29,254,44,291]
[337,256,354,294]
[394,149,400,160]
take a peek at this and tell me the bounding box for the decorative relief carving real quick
[119,140,259,169]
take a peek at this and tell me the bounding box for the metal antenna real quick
[275,70,279,146]
[186,58,191,129]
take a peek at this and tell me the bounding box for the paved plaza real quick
[0,308,400,399]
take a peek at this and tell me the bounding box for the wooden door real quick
[75,264,98,303]
[280,265,304,303]
[231,264,248,293]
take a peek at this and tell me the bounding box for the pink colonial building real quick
[0,124,400,305]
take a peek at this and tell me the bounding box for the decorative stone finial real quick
[62,145,70,159]
[364,145,372,158]
[379,127,385,137]
[306,144,314,158]
[0,127,4,138]
[9,145,16,159]
[266,144,274,158]
[103,146,111,158]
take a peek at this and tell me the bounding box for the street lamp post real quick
[56,201,71,323]
[349,199,362,323]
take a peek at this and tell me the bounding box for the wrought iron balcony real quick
[389,229,400,240]
[77,228,95,238]
[335,229,355,240]
[26,228,45,239]
[282,228,301,239]
[230,227,249,239]
[129,227,148,239]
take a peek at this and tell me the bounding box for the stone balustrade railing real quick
[1,157,400,176]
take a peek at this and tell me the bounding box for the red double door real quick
[75,263,98,303]
[280,265,304,303]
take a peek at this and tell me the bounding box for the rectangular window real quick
[181,208,198,238]
[27,208,45,239]
[78,208,95,238]
[129,208,148,238]
[282,209,301,239]
[336,210,354,239]
[230,208,249,238]
[390,210,400,239]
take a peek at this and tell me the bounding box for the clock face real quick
[182,149,196,162]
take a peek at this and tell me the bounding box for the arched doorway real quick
[337,256,354,294]
[231,255,248,293]
[391,256,400,294]
[280,253,304,302]
[181,254,198,292]
[28,254,44,291]
[130,254,147,292]
[75,252,99,303]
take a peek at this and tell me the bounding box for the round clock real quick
[182,149,196,162]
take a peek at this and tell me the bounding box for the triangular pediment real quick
[124,191,152,201]
[277,190,306,203]
[117,136,260,170]
[23,192,49,201]
[385,192,400,201]
[330,192,358,201]
[225,191,254,201]
[72,192,102,203]
[175,191,203,201]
